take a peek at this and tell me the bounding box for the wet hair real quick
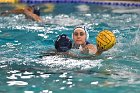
[72,25,89,40]
[55,34,72,52]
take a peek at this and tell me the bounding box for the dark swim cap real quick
[33,6,40,16]
[55,34,72,52]
[29,5,40,16]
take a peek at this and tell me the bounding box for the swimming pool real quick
[0,3,140,93]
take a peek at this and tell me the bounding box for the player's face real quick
[73,28,86,45]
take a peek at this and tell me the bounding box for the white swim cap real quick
[72,25,89,40]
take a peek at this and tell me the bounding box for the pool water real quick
[0,3,140,93]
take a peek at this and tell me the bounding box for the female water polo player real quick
[42,26,115,58]
[71,26,103,56]
[54,26,104,58]
[47,26,116,58]
[54,26,115,58]
[0,5,43,22]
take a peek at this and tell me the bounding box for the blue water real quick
[0,3,140,93]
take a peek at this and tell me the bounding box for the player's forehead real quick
[74,28,85,33]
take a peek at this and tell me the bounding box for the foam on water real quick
[39,55,103,70]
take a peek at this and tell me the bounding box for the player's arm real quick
[1,9,24,16]
[81,44,97,55]
[95,49,103,56]
[23,8,43,22]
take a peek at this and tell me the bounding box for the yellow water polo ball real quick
[96,30,116,51]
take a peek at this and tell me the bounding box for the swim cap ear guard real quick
[72,25,89,40]
[55,34,72,52]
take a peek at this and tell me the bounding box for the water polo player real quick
[72,26,116,56]
[55,34,72,52]
[54,26,116,57]
[54,26,103,56]
[0,5,43,22]
[72,26,98,55]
